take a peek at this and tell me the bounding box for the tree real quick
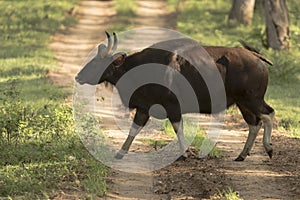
[263,0,290,49]
[228,0,256,27]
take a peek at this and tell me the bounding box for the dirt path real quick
[217,118,300,199]
[49,0,116,88]
[50,0,177,199]
[154,119,300,199]
[49,1,300,199]
[96,1,180,199]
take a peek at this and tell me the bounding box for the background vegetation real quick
[170,0,300,138]
[0,1,107,199]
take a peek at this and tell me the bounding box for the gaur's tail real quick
[239,40,273,66]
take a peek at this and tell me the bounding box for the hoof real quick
[114,152,125,159]
[267,149,273,159]
[234,156,245,162]
[176,155,187,161]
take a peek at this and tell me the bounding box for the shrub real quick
[0,79,74,144]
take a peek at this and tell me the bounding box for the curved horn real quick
[105,31,112,54]
[111,32,118,53]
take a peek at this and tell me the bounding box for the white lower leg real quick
[116,124,143,158]
[239,123,262,159]
[261,112,275,157]
[172,120,187,153]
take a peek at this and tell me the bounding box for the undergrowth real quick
[0,1,107,198]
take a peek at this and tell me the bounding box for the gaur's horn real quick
[111,32,118,53]
[105,31,112,54]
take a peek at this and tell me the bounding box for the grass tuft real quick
[163,119,221,157]
[212,187,242,200]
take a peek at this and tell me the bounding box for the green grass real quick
[172,0,300,138]
[141,138,170,150]
[212,187,242,200]
[142,119,222,158]
[167,0,181,12]
[114,0,136,17]
[163,120,222,157]
[0,0,107,198]
[112,0,137,32]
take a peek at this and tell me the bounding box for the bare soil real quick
[154,118,300,199]
[49,0,300,199]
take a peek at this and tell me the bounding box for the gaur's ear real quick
[112,52,126,66]
[98,44,107,58]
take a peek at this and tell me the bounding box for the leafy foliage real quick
[0,1,107,198]
[0,79,107,198]
[0,80,71,144]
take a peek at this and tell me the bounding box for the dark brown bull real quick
[75,32,275,161]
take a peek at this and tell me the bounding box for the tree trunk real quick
[264,0,290,49]
[228,0,256,27]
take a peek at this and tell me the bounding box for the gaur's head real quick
[75,32,126,85]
